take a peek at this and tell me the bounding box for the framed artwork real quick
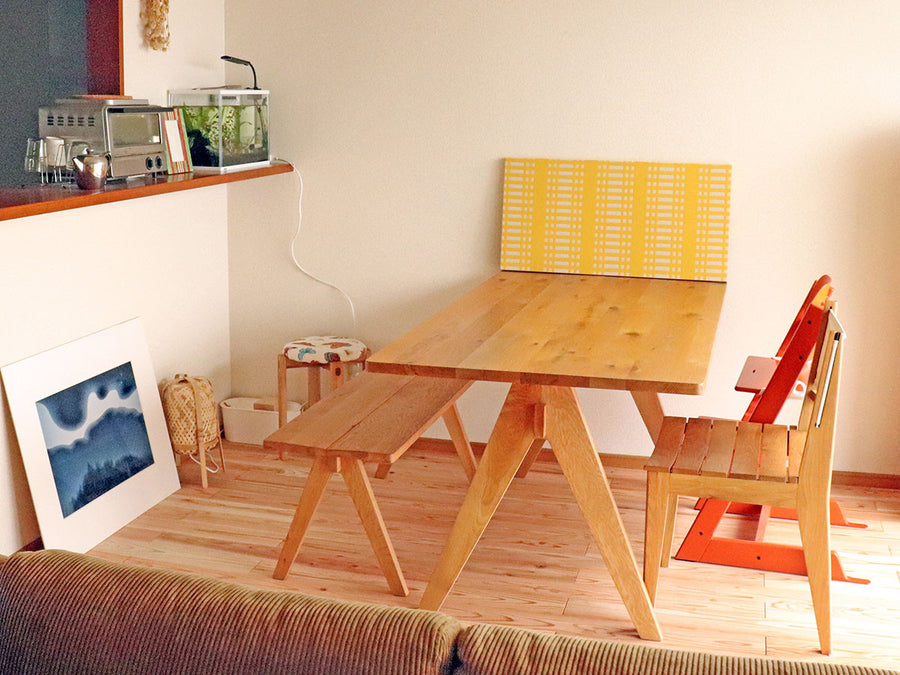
[1,318,180,552]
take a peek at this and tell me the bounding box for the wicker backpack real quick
[160,374,225,488]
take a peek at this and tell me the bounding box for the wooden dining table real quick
[366,270,726,640]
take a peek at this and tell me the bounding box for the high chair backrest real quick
[796,308,843,487]
[744,277,834,424]
[775,275,833,357]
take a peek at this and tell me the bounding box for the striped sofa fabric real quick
[0,551,896,675]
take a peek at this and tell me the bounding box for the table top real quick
[367,271,726,394]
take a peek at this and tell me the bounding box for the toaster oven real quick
[38,97,172,178]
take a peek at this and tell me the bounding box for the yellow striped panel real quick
[500,158,731,281]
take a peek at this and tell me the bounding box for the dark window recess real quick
[0,0,122,187]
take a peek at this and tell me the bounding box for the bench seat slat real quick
[265,372,471,462]
[268,373,411,454]
[336,377,473,461]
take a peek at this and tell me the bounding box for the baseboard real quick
[412,437,900,490]
[831,470,900,490]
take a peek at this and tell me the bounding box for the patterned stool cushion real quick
[283,336,368,365]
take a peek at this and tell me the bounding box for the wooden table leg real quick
[341,457,409,597]
[420,384,542,611]
[544,386,663,641]
[514,438,547,479]
[631,390,664,444]
[420,383,662,641]
[273,455,337,580]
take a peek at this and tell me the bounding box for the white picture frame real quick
[1,318,180,552]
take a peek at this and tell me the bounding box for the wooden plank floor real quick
[90,440,900,669]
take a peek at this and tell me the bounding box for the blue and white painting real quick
[36,362,155,518]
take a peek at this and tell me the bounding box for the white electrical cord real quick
[188,453,220,473]
[280,161,359,332]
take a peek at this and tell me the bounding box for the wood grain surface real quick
[368,272,726,394]
[89,440,900,668]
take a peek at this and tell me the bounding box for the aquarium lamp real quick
[221,55,259,90]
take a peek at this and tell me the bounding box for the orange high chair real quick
[674,276,867,583]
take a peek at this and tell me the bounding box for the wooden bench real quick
[264,371,476,596]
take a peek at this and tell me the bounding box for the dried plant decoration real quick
[141,0,170,51]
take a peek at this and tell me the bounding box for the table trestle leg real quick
[543,386,663,641]
[631,390,665,445]
[514,438,547,479]
[420,384,663,642]
[420,384,543,611]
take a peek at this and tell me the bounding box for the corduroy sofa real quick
[0,550,896,675]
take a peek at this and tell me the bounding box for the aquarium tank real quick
[168,89,269,170]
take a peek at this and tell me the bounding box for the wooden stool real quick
[277,336,369,427]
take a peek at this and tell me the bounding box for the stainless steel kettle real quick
[72,148,109,190]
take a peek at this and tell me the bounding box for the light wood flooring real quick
[90,440,900,669]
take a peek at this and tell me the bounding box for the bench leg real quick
[374,402,476,483]
[797,490,833,655]
[660,493,678,568]
[443,403,478,482]
[273,455,337,580]
[341,458,409,597]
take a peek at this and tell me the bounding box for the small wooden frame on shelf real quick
[162,109,193,175]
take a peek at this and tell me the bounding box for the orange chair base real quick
[693,498,868,529]
[676,499,869,584]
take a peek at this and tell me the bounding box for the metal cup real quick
[45,136,66,167]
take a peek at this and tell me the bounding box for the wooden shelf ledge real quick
[0,161,293,221]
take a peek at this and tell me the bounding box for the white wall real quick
[0,0,229,554]
[225,1,900,475]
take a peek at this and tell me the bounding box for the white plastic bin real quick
[220,397,303,445]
